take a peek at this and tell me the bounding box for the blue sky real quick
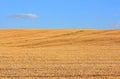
[0,0,120,29]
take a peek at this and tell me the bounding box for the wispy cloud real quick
[9,13,38,18]
[111,22,120,28]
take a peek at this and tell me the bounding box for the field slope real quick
[0,29,120,79]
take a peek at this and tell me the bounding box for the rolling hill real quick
[0,29,120,79]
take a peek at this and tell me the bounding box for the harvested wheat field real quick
[0,29,120,79]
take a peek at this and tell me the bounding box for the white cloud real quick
[9,13,38,18]
[111,22,120,27]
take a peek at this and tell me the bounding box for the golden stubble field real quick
[0,29,120,79]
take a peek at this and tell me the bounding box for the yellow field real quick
[0,29,120,79]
